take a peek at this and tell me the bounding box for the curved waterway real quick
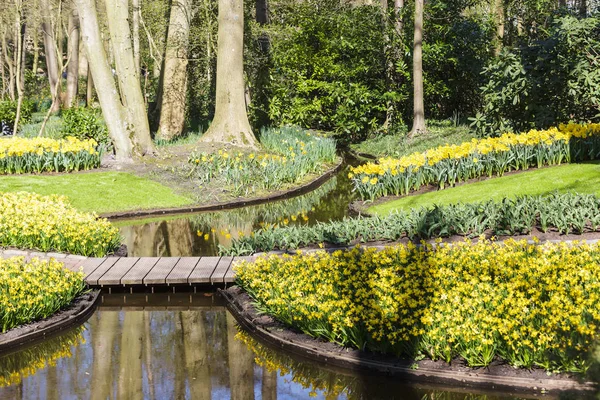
[115,158,358,257]
[0,294,550,400]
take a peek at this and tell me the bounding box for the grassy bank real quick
[0,172,194,214]
[369,162,600,215]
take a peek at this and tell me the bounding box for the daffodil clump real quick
[188,126,337,196]
[0,136,103,174]
[222,192,600,255]
[0,192,121,256]
[0,325,84,387]
[350,123,600,201]
[0,257,86,333]
[236,239,600,373]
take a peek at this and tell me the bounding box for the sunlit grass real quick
[0,171,194,214]
[369,162,600,215]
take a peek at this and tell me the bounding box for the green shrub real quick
[0,100,34,131]
[62,107,109,145]
[221,192,600,255]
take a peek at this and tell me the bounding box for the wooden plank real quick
[166,257,199,285]
[97,257,140,286]
[121,257,160,285]
[210,256,233,284]
[188,257,220,284]
[144,257,180,285]
[225,256,257,283]
[73,258,106,276]
[86,258,120,286]
[60,258,86,272]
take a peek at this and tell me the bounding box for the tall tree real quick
[408,0,426,136]
[157,0,192,141]
[40,0,62,112]
[104,0,154,155]
[13,0,25,134]
[76,0,145,161]
[65,7,80,108]
[199,0,259,149]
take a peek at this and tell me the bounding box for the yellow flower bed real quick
[0,192,121,256]
[350,123,600,200]
[0,257,86,333]
[236,239,600,373]
[0,136,101,174]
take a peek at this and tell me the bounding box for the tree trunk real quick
[132,0,141,76]
[394,0,403,34]
[91,312,120,400]
[494,0,504,55]
[76,0,135,161]
[182,311,212,400]
[13,0,25,135]
[104,0,154,155]
[86,62,93,106]
[32,0,40,74]
[256,0,268,24]
[40,0,62,112]
[65,9,80,108]
[408,0,425,137]
[2,28,16,101]
[157,0,192,141]
[0,36,6,100]
[199,0,259,149]
[261,367,277,400]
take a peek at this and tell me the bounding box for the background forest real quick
[0,0,599,149]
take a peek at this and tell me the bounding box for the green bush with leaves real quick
[0,100,34,131]
[221,192,600,255]
[472,15,600,137]
[62,107,110,145]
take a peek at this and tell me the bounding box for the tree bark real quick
[157,0,191,141]
[104,0,154,155]
[132,0,141,76]
[13,0,25,134]
[494,0,504,56]
[199,0,259,149]
[2,28,16,101]
[256,0,268,24]
[394,0,403,34]
[76,0,134,161]
[40,0,62,112]
[86,62,93,106]
[32,0,40,74]
[408,0,426,137]
[65,8,80,108]
[0,35,6,100]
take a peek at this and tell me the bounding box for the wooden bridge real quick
[0,250,258,289]
[60,256,257,289]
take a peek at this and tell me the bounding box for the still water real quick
[116,161,357,257]
[0,294,555,400]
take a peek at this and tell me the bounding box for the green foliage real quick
[62,107,109,145]
[0,100,34,130]
[473,15,600,136]
[221,192,600,255]
[261,2,391,142]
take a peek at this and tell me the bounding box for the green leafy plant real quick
[62,107,110,145]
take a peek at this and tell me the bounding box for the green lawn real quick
[0,171,194,214]
[369,162,600,215]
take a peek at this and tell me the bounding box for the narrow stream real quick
[116,158,358,257]
[0,294,548,400]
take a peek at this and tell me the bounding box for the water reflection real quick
[117,162,357,257]
[0,295,557,399]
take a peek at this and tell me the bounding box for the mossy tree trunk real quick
[157,0,192,141]
[199,0,259,149]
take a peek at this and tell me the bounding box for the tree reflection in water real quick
[0,302,547,400]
